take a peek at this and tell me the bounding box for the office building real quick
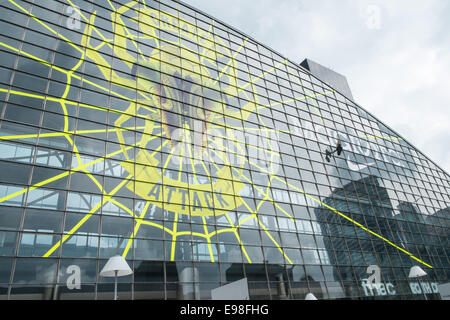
[0,0,448,299]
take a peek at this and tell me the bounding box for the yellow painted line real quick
[122,201,151,258]
[236,215,256,229]
[202,216,215,262]
[177,143,184,182]
[2,7,153,103]
[208,147,292,264]
[208,227,236,237]
[106,0,116,11]
[170,211,179,261]
[109,198,137,218]
[210,128,432,268]
[79,163,104,192]
[140,220,174,234]
[204,151,251,263]
[316,198,433,268]
[239,59,289,92]
[238,169,294,222]
[30,11,152,259]
[198,19,222,67]
[161,148,174,176]
[0,87,131,119]
[0,144,118,202]
[361,135,403,141]
[213,37,248,85]
[238,190,293,265]
[308,100,325,123]
[93,39,112,51]
[258,217,293,265]
[187,133,199,184]
[0,141,137,205]
[81,0,146,62]
[200,157,213,184]
[210,135,294,224]
[4,0,252,264]
[258,89,335,111]
[247,71,272,141]
[294,76,326,122]
[224,213,252,264]
[0,41,142,107]
[66,0,114,51]
[43,175,132,257]
[241,154,434,269]
[0,128,161,206]
[150,140,169,158]
[174,231,207,238]
[0,38,85,204]
[0,126,146,141]
[0,132,61,141]
[43,202,102,258]
[9,0,84,54]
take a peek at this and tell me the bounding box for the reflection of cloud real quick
[189,0,450,174]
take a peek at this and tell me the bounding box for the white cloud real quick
[187,0,450,174]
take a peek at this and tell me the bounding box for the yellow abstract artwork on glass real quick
[0,0,432,269]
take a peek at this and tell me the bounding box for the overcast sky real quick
[187,0,450,174]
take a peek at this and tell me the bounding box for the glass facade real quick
[0,0,448,300]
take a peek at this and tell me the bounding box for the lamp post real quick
[305,293,318,300]
[408,266,428,300]
[100,255,133,300]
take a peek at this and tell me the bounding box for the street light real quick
[100,255,133,300]
[408,266,428,300]
[305,293,318,300]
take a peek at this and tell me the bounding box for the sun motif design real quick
[97,2,287,262]
[0,0,298,264]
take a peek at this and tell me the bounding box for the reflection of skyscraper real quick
[396,203,449,270]
[395,201,426,260]
[425,207,449,239]
[315,175,410,298]
[423,207,449,278]
[316,174,447,299]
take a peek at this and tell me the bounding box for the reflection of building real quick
[424,207,449,275]
[315,176,445,299]
[316,176,393,298]
[0,0,448,300]
[425,207,449,238]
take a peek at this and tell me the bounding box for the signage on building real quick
[287,115,408,171]
[361,279,439,297]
